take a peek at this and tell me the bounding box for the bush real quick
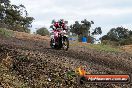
[102,38,132,46]
[101,27,132,46]
[119,38,132,45]
[0,28,13,37]
[102,40,118,46]
[36,27,49,36]
[10,25,31,33]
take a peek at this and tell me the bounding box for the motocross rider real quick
[59,19,67,30]
[52,19,68,45]
[54,21,60,29]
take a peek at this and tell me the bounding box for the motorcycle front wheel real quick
[50,38,55,49]
[62,37,69,51]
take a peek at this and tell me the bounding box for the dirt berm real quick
[0,31,131,88]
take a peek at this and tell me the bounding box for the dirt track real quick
[0,32,132,88]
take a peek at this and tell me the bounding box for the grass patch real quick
[87,44,121,52]
[70,41,122,53]
[0,28,13,37]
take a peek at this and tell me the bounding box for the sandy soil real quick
[0,31,131,88]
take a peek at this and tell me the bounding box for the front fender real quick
[64,34,69,38]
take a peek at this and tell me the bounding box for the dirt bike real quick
[50,28,69,51]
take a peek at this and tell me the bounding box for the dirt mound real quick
[5,29,50,41]
[0,31,131,88]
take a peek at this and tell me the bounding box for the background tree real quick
[36,27,49,36]
[91,27,102,35]
[70,19,102,42]
[102,27,132,45]
[0,0,34,33]
[70,19,94,42]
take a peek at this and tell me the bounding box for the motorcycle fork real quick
[62,36,64,44]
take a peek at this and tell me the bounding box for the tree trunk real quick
[78,34,83,42]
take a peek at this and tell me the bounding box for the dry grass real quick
[1,53,13,69]
[120,45,132,53]
[13,31,50,41]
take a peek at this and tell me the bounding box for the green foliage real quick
[70,19,93,35]
[0,28,13,37]
[9,24,31,33]
[70,19,93,42]
[0,0,34,33]
[70,41,121,53]
[88,44,121,53]
[101,40,119,46]
[36,27,49,36]
[66,70,76,80]
[70,19,102,42]
[92,27,102,35]
[102,27,132,45]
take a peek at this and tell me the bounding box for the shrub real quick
[0,28,13,37]
[36,27,49,36]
